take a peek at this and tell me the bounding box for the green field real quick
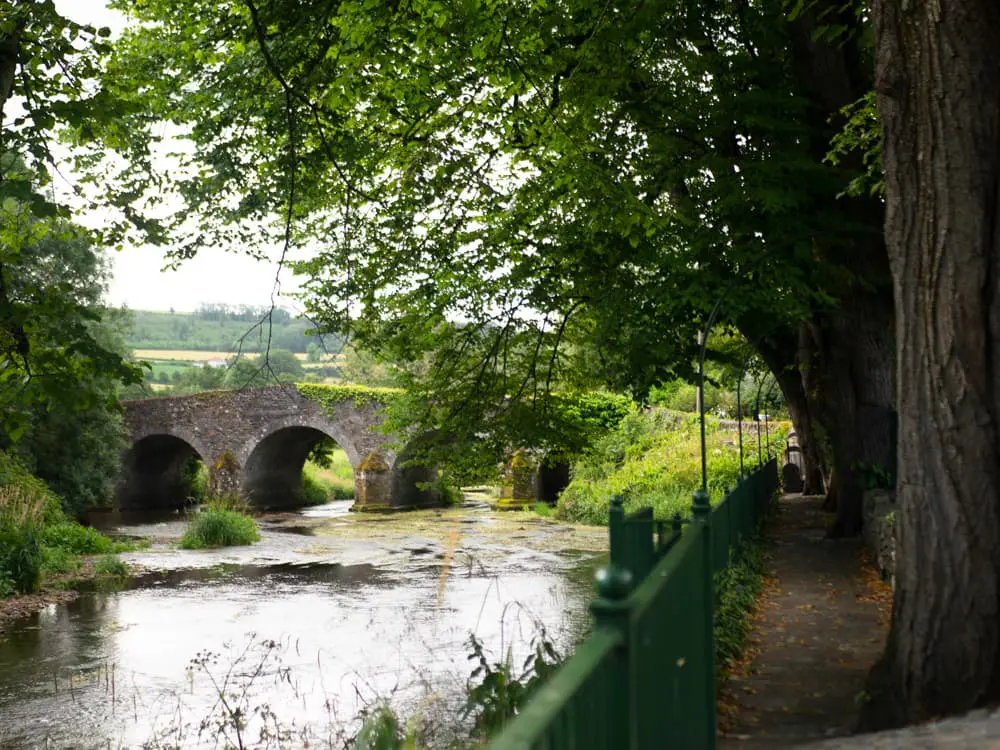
[127,308,344,354]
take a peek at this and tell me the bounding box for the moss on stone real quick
[358,450,390,472]
[295,383,401,416]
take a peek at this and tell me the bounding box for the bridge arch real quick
[241,425,354,510]
[117,433,208,510]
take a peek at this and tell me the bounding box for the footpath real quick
[718,494,890,748]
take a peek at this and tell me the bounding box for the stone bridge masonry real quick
[117,386,440,512]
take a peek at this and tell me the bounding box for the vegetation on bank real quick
[0,453,131,598]
[179,495,261,549]
[558,409,788,525]
[303,448,355,504]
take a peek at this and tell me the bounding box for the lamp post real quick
[754,375,767,468]
[763,379,778,460]
[735,352,752,479]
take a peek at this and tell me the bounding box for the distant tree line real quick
[127,309,344,354]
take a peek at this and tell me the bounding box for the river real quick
[0,495,606,749]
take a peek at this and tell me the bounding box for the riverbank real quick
[0,554,138,633]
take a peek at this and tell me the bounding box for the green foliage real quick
[0,452,66,525]
[16,398,129,517]
[180,504,260,549]
[224,349,304,389]
[39,522,117,555]
[303,449,355,501]
[93,0,882,445]
[182,457,209,503]
[0,195,143,445]
[557,410,788,525]
[301,472,333,506]
[714,539,767,678]
[463,627,563,740]
[94,554,128,578]
[854,462,894,491]
[296,382,400,412]
[827,90,884,198]
[0,522,42,594]
[352,705,404,750]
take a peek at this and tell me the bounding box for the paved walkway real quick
[718,494,890,748]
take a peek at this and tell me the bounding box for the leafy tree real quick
[0,206,137,516]
[858,0,1000,728]
[94,0,891,534]
[222,349,303,389]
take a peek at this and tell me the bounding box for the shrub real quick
[40,522,116,555]
[180,505,260,549]
[0,523,43,594]
[95,554,129,578]
[301,473,332,506]
[40,545,80,577]
[303,457,354,502]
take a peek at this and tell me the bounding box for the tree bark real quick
[862,0,1000,727]
[816,278,896,537]
[748,323,828,496]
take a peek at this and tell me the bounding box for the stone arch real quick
[241,425,353,510]
[537,453,572,504]
[235,414,363,470]
[116,433,207,511]
[388,431,447,510]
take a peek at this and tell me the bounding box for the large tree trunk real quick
[862,0,1000,727]
[813,280,896,537]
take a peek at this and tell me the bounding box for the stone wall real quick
[862,489,897,588]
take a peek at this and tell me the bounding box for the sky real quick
[54,0,304,313]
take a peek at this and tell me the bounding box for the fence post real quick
[692,488,717,749]
[609,495,626,567]
[591,563,634,749]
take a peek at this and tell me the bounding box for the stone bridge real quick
[117,385,439,511]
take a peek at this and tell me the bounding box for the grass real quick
[95,554,129,578]
[556,409,789,525]
[180,501,260,549]
[302,451,354,504]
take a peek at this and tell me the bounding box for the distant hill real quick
[126,305,343,354]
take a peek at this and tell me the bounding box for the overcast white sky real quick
[54,0,303,313]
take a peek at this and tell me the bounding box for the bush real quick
[0,479,53,595]
[303,456,354,503]
[301,473,331,506]
[95,554,128,578]
[180,504,260,549]
[0,523,43,594]
[40,522,116,555]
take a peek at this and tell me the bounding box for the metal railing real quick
[488,458,779,750]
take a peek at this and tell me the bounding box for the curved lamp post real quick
[754,374,767,468]
[735,352,753,478]
[762,379,778,460]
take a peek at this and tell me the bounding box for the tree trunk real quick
[862,0,1000,727]
[816,285,895,538]
[748,323,828,496]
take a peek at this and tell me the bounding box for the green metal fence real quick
[488,458,779,750]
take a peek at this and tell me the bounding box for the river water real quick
[0,496,606,749]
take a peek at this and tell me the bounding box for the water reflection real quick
[0,504,605,749]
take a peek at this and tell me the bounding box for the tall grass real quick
[557,409,788,525]
[180,497,260,549]
[302,451,354,505]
